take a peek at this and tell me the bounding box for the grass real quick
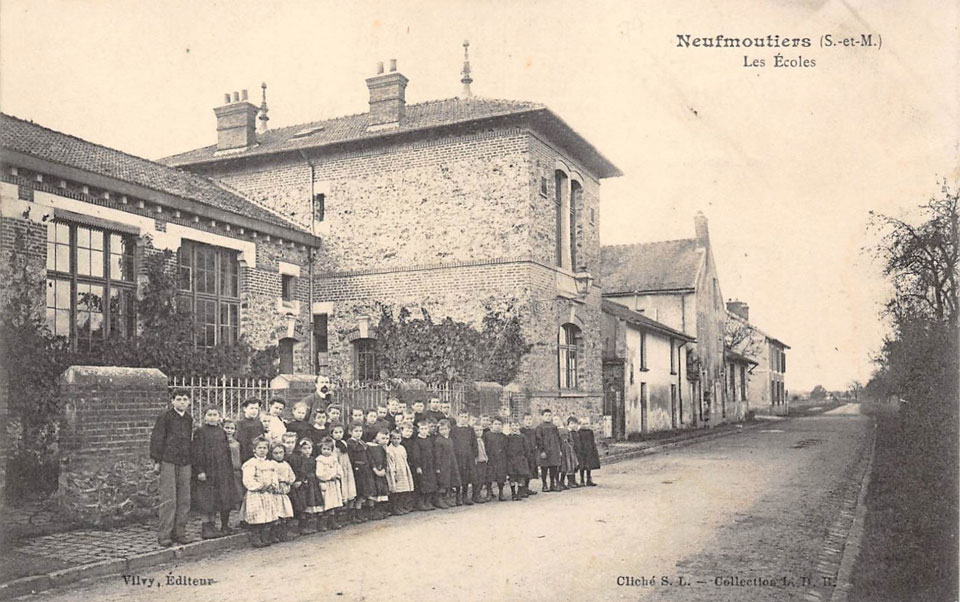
[851,403,958,602]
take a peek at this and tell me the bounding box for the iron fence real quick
[169,375,275,421]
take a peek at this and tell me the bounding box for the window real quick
[558,323,582,389]
[177,240,240,347]
[570,180,581,270]
[669,338,677,374]
[313,313,328,373]
[45,221,136,352]
[354,338,378,382]
[629,360,635,385]
[314,193,325,222]
[640,331,648,370]
[281,274,296,302]
[781,350,786,373]
[554,170,567,268]
[729,368,737,401]
[740,366,747,402]
[539,176,548,197]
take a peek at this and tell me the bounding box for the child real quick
[307,410,328,456]
[399,423,420,511]
[479,415,491,433]
[439,402,454,425]
[285,401,313,444]
[397,400,408,415]
[482,417,509,502]
[222,419,244,511]
[576,418,601,486]
[362,409,381,442]
[330,423,358,521]
[349,407,366,430]
[568,417,585,488]
[409,420,438,511]
[290,439,323,534]
[347,424,376,521]
[505,420,533,500]
[473,424,489,503]
[325,404,343,428]
[367,430,391,519]
[555,415,579,491]
[385,429,415,515]
[315,437,344,530]
[148,388,194,546]
[519,414,539,495]
[412,400,426,427]
[191,405,240,539]
[241,437,278,548]
[434,419,460,507]
[426,398,445,423]
[271,444,296,542]
[535,408,562,492]
[263,398,288,444]
[451,412,479,505]
[280,431,299,459]
[385,398,400,430]
[237,399,265,463]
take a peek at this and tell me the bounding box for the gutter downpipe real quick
[298,149,316,375]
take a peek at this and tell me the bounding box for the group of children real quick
[170,395,601,548]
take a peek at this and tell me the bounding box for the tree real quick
[725,315,763,358]
[810,385,827,400]
[848,380,864,401]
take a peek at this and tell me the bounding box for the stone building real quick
[601,299,696,439]
[161,58,622,421]
[726,301,790,414]
[0,113,322,374]
[600,212,731,425]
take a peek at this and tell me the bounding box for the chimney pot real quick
[389,59,397,72]
[376,61,384,74]
[241,89,248,101]
[233,91,239,102]
[366,61,409,125]
[214,91,259,150]
[224,93,231,104]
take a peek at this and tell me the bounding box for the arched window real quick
[558,323,582,390]
[354,338,378,382]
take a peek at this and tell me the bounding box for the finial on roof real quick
[460,40,473,98]
[258,82,270,132]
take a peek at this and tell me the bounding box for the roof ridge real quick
[602,237,698,249]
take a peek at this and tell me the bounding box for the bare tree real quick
[848,380,864,401]
[725,316,763,358]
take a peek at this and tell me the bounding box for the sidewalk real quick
[0,418,767,600]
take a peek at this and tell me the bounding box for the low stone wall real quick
[56,366,168,527]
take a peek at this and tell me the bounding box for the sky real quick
[1,0,957,392]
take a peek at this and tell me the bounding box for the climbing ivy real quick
[375,304,531,385]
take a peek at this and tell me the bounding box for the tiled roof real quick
[601,239,704,294]
[0,113,308,233]
[601,299,695,341]
[160,97,621,178]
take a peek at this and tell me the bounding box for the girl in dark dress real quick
[574,420,602,486]
[482,417,509,501]
[505,421,532,500]
[291,438,324,533]
[191,406,240,539]
[347,423,377,521]
[433,420,461,508]
[520,414,540,495]
[367,430,391,519]
[451,412,479,505]
[410,421,438,510]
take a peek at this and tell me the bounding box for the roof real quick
[600,239,704,294]
[726,311,791,349]
[725,348,759,365]
[601,299,695,341]
[159,97,622,178]
[0,113,309,234]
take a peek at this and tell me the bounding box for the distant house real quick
[600,213,730,426]
[724,348,758,419]
[726,301,790,415]
[601,299,695,439]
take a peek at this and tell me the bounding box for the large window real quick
[570,180,581,270]
[354,338,378,382]
[178,240,240,347]
[45,221,136,352]
[554,170,567,268]
[558,323,582,390]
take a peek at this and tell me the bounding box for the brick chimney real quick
[365,60,408,125]
[694,211,710,247]
[726,300,750,321]
[214,90,259,151]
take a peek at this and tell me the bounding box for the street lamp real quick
[573,271,593,297]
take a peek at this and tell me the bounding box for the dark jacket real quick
[535,422,562,467]
[433,435,460,490]
[285,419,312,443]
[191,424,239,513]
[506,433,532,479]
[577,428,602,470]
[482,431,508,484]
[237,417,265,463]
[409,436,438,494]
[520,426,540,469]
[450,425,478,483]
[149,408,193,466]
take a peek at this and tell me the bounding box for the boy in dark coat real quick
[575,419,601,486]
[347,423,377,521]
[482,417,509,501]
[451,412,479,504]
[534,408,562,492]
[192,405,240,539]
[149,389,194,546]
[409,421,438,510]
[412,400,426,430]
[505,421,532,500]
[519,413,539,495]
[285,401,313,444]
[433,420,460,508]
[237,398,266,463]
[425,398,445,424]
